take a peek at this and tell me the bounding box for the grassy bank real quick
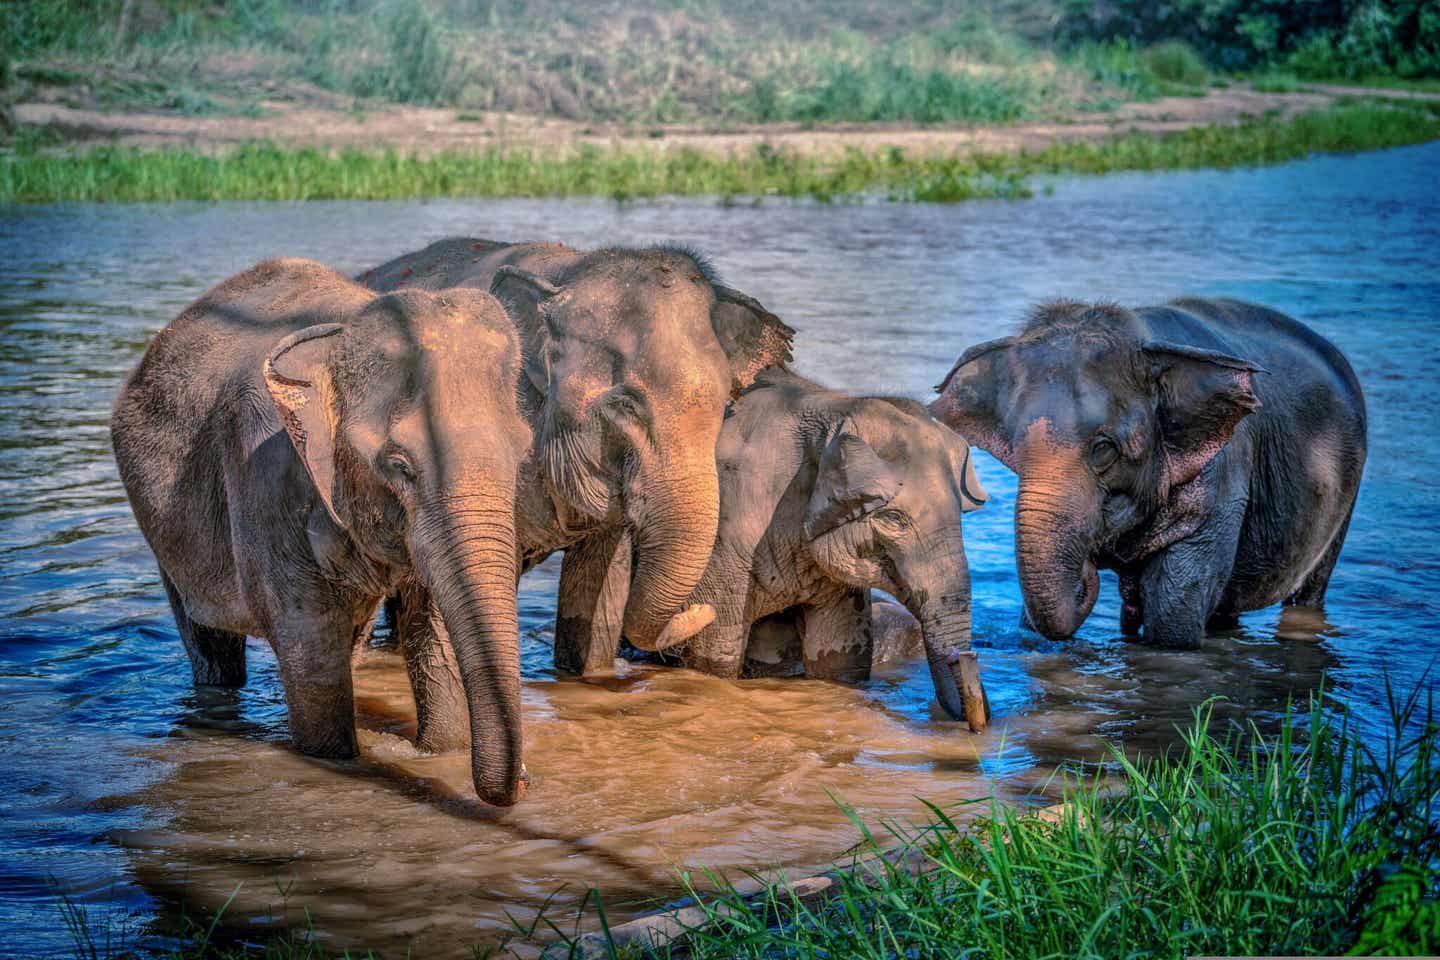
[623,687,1440,959]
[61,685,1440,958]
[4,100,1438,205]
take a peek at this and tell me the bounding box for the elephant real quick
[562,368,991,722]
[111,259,534,806]
[931,297,1366,649]
[358,239,793,738]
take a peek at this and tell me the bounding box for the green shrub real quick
[1144,39,1210,84]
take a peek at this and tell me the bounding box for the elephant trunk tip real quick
[477,762,528,807]
[1024,558,1100,640]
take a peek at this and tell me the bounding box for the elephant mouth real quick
[541,421,614,522]
[1076,559,1100,623]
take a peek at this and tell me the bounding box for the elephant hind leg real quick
[161,570,247,687]
[1285,500,1355,609]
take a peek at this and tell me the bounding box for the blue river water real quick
[1,142,1437,956]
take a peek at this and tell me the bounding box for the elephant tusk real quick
[647,603,716,651]
[945,648,991,733]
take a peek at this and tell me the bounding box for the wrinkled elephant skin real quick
[112,259,533,805]
[931,297,1367,649]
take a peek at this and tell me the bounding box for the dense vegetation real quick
[4,0,1435,130]
[1061,0,1440,79]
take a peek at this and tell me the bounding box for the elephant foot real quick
[651,603,716,651]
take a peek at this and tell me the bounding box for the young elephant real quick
[111,260,533,806]
[570,368,989,721]
[932,297,1366,649]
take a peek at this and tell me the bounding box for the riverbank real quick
[4,96,1438,203]
[63,692,1440,958]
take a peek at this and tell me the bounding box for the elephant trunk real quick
[621,461,720,650]
[416,495,525,807]
[901,544,976,722]
[1014,469,1099,640]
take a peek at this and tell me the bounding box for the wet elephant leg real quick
[1286,499,1355,608]
[394,581,470,753]
[271,609,361,759]
[800,589,874,683]
[161,570,247,687]
[682,589,751,679]
[1137,510,1242,650]
[554,527,632,676]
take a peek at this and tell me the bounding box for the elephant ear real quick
[710,284,795,398]
[1144,339,1264,488]
[491,265,562,395]
[804,426,903,539]
[264,323,347,528]
[930,337,1015,468]
[957,444,989,513]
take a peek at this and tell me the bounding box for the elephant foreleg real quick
[800,589,873,683]
[1137,511,1243,650]
[394,581,470,753]
[554,527,632,676]
[271,609,361,759]
[681,580,752,679]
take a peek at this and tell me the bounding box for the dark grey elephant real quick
[565,368,989,722]
[112,260,534,806]
[359,239,793,743]
[931,297,1366,649]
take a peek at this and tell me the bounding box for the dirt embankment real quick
[13,83,1436,158]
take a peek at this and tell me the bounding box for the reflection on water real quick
[2,142,1438,957]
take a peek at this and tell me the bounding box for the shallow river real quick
[2,143,1438,957]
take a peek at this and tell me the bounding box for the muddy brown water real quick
[2,143,1438,957]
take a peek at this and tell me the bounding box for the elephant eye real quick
[601,388,646,424]
[873,509,911,536]
[385,453,417,483]
[1088,437,1120,473]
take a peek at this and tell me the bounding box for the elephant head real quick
[801,398,988,720]
[490,247,793,650]
[264,288,532,806]
[930,300,1262,641]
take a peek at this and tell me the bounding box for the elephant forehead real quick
[1009,366,1128,440]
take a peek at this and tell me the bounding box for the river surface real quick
[2,143,1438,957]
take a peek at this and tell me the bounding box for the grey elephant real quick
[112,260,534,806]
[931,297,1366,649]
[567,368,990,722]
[359,239,794,739]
